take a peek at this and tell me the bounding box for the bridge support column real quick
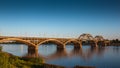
[91,42,98,48]
[57,45,65,51]
[95,42,98,47]
[56,48,67,55]
[107,42,110,46]
[74,43,82,49]
[104,41,110,46]
[28,46,38,57]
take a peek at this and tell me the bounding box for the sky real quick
[0,0,120,39]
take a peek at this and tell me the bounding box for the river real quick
[1,44,120,68]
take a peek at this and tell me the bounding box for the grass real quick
[0,51,65,68]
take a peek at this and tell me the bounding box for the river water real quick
[1,44,120,68]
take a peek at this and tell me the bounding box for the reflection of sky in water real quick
[2,44,28,56]
[1,44,120,68]
[66,45,74,54]
[38,44,57,56]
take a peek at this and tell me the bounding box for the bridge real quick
[0,33,110,56]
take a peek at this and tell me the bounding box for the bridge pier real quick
[104,41,110,46]
[56,48,67,55]
[91,42,98,48]
[74,43,82,49]
[94,42,98,47]
[57,45,65,50]
[28,46,38,57]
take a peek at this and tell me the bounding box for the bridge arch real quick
[78,34,99,47]
[37,39,65,49]
[78,33,94,41]
[94,35,104,41]
[94,36,106,46]
[64,39,82,49]
[0,38,36,47]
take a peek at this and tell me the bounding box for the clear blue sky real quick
[0,0,120,39]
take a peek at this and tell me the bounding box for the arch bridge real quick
[0,34,110,56]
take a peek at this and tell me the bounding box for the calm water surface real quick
[1,44,120,68]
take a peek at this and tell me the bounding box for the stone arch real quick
[0,38,36,47]
[64,39,82,49]
[37,39,65,49]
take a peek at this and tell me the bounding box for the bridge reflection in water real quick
[23,46,106,61]
[1,43,120,68]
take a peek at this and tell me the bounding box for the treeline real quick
[111,39,120,43]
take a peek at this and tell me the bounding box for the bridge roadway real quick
[0,36,110,57]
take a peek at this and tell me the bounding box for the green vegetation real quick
[0,52,43,68]
[0,46,2,51]
[0,51,65,68]
[111,39,120,43]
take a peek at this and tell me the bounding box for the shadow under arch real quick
[64,39,82,49]
[37,39,65,49]
[0,38,36,47]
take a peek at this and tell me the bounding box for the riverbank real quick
[0,51,65,68]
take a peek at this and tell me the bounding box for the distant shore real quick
[111,43,120,46]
